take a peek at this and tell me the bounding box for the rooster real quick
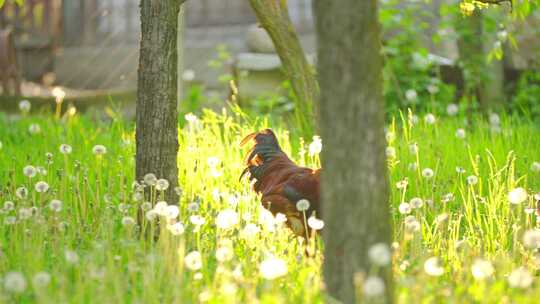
[240,129,321,237]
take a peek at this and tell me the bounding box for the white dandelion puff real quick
[296,199,310,211]
[368,243,391,266]
[424,257,444,276]
[259,256,288,280]
[184,251,202,271]
[508,187,527,205]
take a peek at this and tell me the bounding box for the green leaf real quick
[0,0,5,8]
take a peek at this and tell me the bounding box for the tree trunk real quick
[314,0,394,303]
[137,0,185,205]
[248,0,319,136]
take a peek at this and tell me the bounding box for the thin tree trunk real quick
[137,0,185,205]
[248,0,319,135]
[314,0,394,303]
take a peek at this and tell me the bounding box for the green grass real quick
[0,105,540,303]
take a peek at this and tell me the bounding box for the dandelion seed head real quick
[215,246,233,262]
[19,99,31,113]
[92,145,107,156]
[4,271,27,293]
[23,165,37,178]
[121,216,135,227]
[386,146,396,159]
[49,199,62,212]
[167,222,185,235]
[523,229,540,249]
[508,267,533,289]
[259,256,287,280]
[410,197,424,209]
[405,89,418,102]
[4,200,14,211]
[35,181,49,193]
[531,162,540,173]
[363,276,386,298]
[509,187,527,205]
[471,259,494,280]
[455,128,466,139]
[467,175,478,186]
[424,257,444,276]
[216,209,239,230]
[143,173,157,186]
[59,144,72,154]
[424,113,436,125]
[28,124,41,135]
[422,168,434,179]
[296,199,310,211]
[155,178,170,191]
[32,272,51,288]
[307,216,325,230]
[398,202,412,215]
[145,210,158,222]
[368,243,391,266]
[65,249,79,264]
[184,251,202,271]
[446,103,459,116]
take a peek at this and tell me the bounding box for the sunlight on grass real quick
[0,105,539,303]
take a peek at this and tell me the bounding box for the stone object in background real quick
[246,24,276,53]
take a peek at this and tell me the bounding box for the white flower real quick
[207,156,220,168]
[141,202,152,211]
[497,30,508,41]
[471,259,494,280]
[308,136,322,156]
[4,271,27,293]
[307,216,325,230]
[424,113,436,125]
[155,179,169,191]
[187,201,200,213]
[259,256,288,280]
[396,179,408,189]
[456,167,466,174]
[164,205,180,220]
[424,257,444,276]
[427,84,439,94]
[368,243,391,266]
[32,272,51,288]
[182,69,195,82]
[35,181,49,193]
[121,216,135,227]
[405,89,418,103]
[531,162,540,173]
[4,200,15,211]
[23,165,37,178]
[185,113,198,123]
[59,144,72,154]
[19,100,31,113]
[296,199,310,211]
[385,146,396,159]
[466,175,478,186]
[410,197,424,209]
[190,215,206,226]
[405,218,421,233]
[49,199,62,212]
[408,143,418,154]
[363,276,385,298]
[19,208,32,220]
[489,113,500,126]
[28,124,41,135]
[185,251,202,271]
[65,250,79,264]
[143,173,157,186]
[216,209,239,230]
[508,187,527,205]
[446,103,459,116]
[422,168,434,179]
[508,267,533,289]
[167,222,185,235]
[455,128,466,139]
[145,210,158,222]
[241,223,260,239]
[435,213,449,224]
[153,201,168,216]
[92,145,107,156]
[215,246,233,262]
[523,229,540,249]
[52,87,66,102]
[398,202,412,214]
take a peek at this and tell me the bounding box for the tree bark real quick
[314,0,394,303]
[137,0,185,204]
[248,0,319,135]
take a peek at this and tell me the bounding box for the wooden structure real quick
[0,29,20,95]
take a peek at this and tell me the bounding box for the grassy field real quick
[1,104,540,303]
